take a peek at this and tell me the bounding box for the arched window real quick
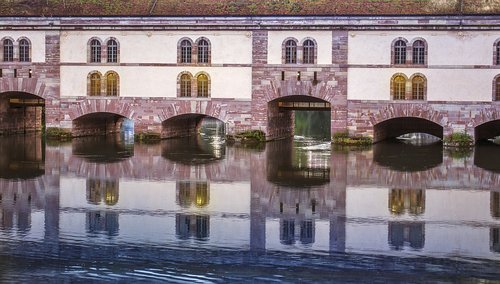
[198,39,209,64]
[180,74,192,97]
[107,39,118,63]
[3,39,13,62]
[90,73,101,96]
[394,40,406,65]
[90,39,101,63]
[106,72,118,97]
[496,76,500,101]
[197,74,208,97]
[392,75,406,100]
[19,39,30,62]
[285,40,297,64]
[181,40,192,63]
[303,39,315,64]
[412,40,425,65]
[411,75,425,100]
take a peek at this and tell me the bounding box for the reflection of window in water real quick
[389,189,425,215]
[86,211,119,236]
[491,228,500,253]
[175,214,210,241]
[86,179,119,206]
[491,192,500,219]
[176,181,209,208]
[280,219,296,245]
[300,220,315,245]
[388,222,425,250]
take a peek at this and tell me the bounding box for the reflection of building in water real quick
[388,222,425,250]
[175,214,210,240]
[280,219,315,245]
[388,189,425,250]
[389,189,425,215]
[0,134,45,179]
[86,211,119,236]
[175,181,210,240]
[86,179,119,206]
[176,181,210,208]
[491,192,500,219]
[0,192,31,233]
[491,228,500,253]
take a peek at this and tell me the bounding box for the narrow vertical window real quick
[90,73,101,96]
[180,74,191,97]
[3,39,13,62]
[198,39,209,64]
[394,40,406,65]
[303,39,315,64]
[90,39,101,63]
[181,40,192,63]
[197,74,208,97]
[107,39,118,63]
[106,72,118,96]
[496,42,500,65]
[412,40,425,65]
[19,39,30,62]
[412,76,425,100]
[393,75,406,100]
[496,77,500,101]
[285,40,297,64]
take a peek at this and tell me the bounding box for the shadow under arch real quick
[266,139,330,187]
[72,112,131,137]
[161,113,225,139]
[0,133,45,179]
[374,140,443,172]
[72,135,133,163]
[373,117,443,143]
[475,119,500,143]
[474,142,500,173]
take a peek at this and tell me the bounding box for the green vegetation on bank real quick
[134,131,161,143]
[226,130,266,145]
[332,131,372,146]
[45,127,72,141]
[443,132,474,148]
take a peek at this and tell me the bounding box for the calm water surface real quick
[0,133,499,282]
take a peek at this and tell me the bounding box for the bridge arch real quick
[472,108,500,142]
[373,117,443,143]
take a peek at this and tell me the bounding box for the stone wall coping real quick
[0,15,499,30]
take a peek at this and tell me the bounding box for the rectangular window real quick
[13,69,17,78]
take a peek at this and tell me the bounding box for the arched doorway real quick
[72,112,132,138]
[267,95,331,141]
[0,91,44,135]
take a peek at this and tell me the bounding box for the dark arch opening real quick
[72,112,132,138]
[373,117,443,143]
[267,95,331,141]
[161,114,224,139]
[0,91,45,135]
[475,120,500,143]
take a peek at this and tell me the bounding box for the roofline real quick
[0,15,499,31]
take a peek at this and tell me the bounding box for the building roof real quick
[0,0,498,17]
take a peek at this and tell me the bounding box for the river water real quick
[0,133,499,282]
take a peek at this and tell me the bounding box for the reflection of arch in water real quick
[0,133,45,179]
[72,135,133,163]
[374,140,442,172]
[474,143,500,174]
[175,214,210,241]
[161,136,224,165]
[86,179,119,206]
[492,192,500,219]
[389,189,425,216]
[266,139,330,187]
[373,117,443,143]
[176,181,210,208]
[388,222,425,250]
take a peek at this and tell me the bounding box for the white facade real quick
[59,30,253,99]
[0,31,46,62]
[348,30,500,102]
[267,30,332,64]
